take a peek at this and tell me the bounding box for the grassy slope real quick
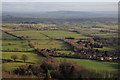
[2,52,45,72]
[2,62,28,71]
[57,57,119,72]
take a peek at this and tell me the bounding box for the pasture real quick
[2,32,19,40]
[2,52,45,71]
[2,62,28,72]
[96,25,118,30]
[80,28,100,34]
[2,52,44,63]
[2,40,34,51]
[95,33,118,37]
[9,31,49,40]
[30,40,71,49]
[56,50,75,54]
[57,57,119,72]
[94,47,114,51]
[39,30,87,39]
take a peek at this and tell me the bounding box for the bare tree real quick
[11,55,18,61]
[21,54,28,62]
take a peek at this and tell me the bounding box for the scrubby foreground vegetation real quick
[1,11,120,79]
[11,57,120,79]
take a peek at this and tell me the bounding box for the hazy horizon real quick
[2,2,118,13]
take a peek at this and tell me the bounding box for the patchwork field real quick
[1,23,119,78]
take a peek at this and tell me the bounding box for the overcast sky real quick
[2,2,118,12]
[1,0,120,2]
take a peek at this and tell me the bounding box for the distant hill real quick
[3,11,117,18]
[46,11,96,15]
[44,11,117,18]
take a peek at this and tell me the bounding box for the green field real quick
[56,50,75,54]
[2,32,19,40]
[2,53,119,72]
[2,52,44,63]
[2,23,21,28]
[89,33,118,38]
[39,30,87,39]
[2,40,34,51]
[80,29,100,34]
[9,31,49,40]
[96,25,118,29]
[2,52,45,71]
[30,40,71,49]
[2,62,28,71]
[57,57,119,72]
[9,30,88,39]
[95,33,118,36]
[94,47,114,51]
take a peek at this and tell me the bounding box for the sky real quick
[2,2,118,13]
[1,0,120,2]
